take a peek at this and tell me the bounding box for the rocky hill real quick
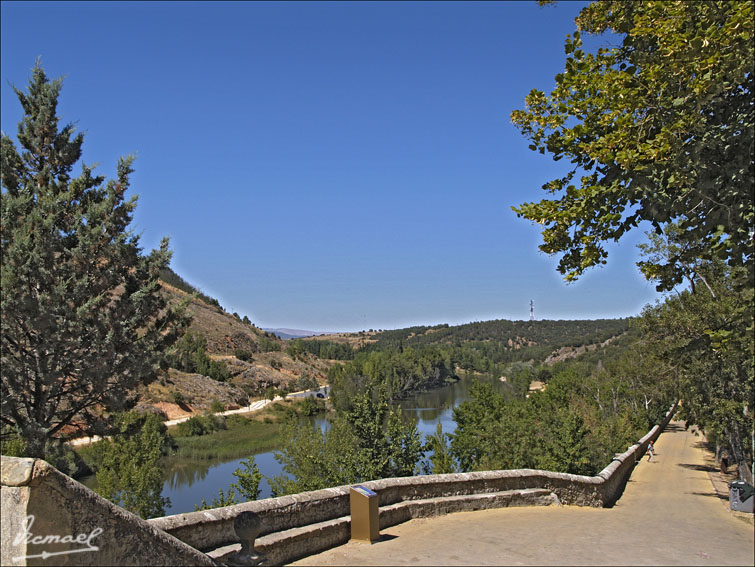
[135,275,331,418]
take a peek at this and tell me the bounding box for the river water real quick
[139,374,504,515]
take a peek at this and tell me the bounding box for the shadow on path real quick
[678,462,718,473]
[688,490,728,501]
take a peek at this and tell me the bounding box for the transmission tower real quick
[529,300,534,321]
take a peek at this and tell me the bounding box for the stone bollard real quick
[221,511,267,566]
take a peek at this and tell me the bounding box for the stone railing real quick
[149,402,678,565]
[1,456,216,566]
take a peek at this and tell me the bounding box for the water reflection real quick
[160,450,286,515]
[397,374,504,439]
[150,375,503,515]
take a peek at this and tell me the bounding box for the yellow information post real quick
[349,485,380,543]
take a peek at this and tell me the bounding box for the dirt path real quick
[67,398,276,447]
[292,422,754,566]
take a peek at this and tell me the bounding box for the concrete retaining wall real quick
[149,402,677,561]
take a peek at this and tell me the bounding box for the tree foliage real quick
[328,346,456,406]
[270,388,422,495]
[169,331,231,381]
[512,1,754,287]
[451,354,667,476]
[90,411,173,518]
[423,421,457,474]
[1,64,187,458]
[636,263,753,482]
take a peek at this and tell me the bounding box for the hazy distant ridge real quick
[263,328,334,340]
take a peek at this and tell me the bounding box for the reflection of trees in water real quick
[399,374,506,436]
[163,458,214,490]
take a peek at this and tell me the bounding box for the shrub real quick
[91,412,172,518]
[235,349,254,362]
[176,414,226,437]
[259,337,281,353]
[177,416,206,437]
[170,331,231,382]
[299,397,325,416]
[1,428,26,457]
[171,391,187,406]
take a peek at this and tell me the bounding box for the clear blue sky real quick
[1,1,663,332]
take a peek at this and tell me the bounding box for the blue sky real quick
[1,1,663,332]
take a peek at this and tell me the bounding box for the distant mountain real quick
[263,328,334,340]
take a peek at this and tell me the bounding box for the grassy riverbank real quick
[167,398,327,460]
[74,398,328,468]
[169,414,281,460]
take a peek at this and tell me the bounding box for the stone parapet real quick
[149,402,677,563]
[1,403,676,566]
[1,456,216,566]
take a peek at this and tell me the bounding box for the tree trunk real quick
[23,430,47,459]
[728,423,753,484]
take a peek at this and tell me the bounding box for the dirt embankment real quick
[543,335,619,365]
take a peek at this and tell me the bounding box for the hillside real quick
[264,328,334,340]
[366,318,630,349]
[146,270,632,416]
[300,318,631,364]
[134,271,331,418]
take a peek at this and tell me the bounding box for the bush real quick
[259,337,281,353]
[225,414,248,428]
[299,397,325,416]
[170,331,231,381]
[91,412,172,518]
[235,349,254,362]
[297,373,319,391]
[176,414,226,437]
[177,416,206,437]
[171,391,187,406]
[193,457,261,510]
[1,428,26,457]
[210,398,225,413]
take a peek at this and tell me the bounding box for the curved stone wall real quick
[149,402,677,561]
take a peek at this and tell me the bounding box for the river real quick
[96,374,506,516]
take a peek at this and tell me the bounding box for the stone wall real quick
[0,457,216,566]
[1,403,675,566]
[150,402,678,561]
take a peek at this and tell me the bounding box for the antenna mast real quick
[529,300,534,321]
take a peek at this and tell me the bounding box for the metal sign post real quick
[349,485,380,543]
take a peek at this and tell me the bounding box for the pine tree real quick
[1,63,187,458]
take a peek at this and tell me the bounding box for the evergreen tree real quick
[1,63,187,458]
